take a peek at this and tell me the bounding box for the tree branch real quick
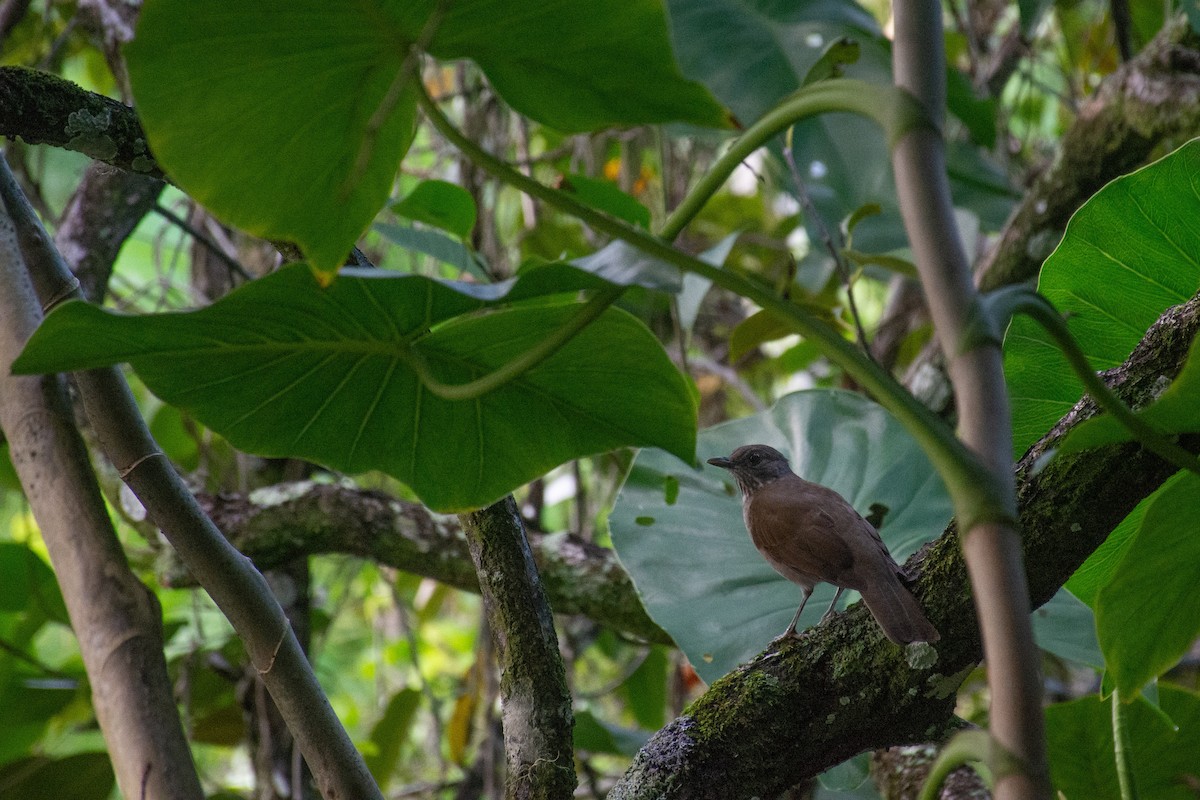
[0,162,203,800]
[54,161,163,302]
[460,497,576,800]
[891,3,1047,797]
[0,66,164,179]
[0,157,384,800]
[183,482,671,645]
[608,288,1200,799]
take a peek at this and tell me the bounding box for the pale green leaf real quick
[610,390,949,682]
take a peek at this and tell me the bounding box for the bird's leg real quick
[781,589,811,639]
[819,587,846,624]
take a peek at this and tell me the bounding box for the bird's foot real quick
[771,626,804,644]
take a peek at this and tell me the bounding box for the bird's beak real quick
[706,456,733,469]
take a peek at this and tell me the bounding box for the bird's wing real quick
[747,480,856,583]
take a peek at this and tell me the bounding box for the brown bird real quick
[707,444,939,645]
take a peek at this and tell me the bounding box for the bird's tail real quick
[859,573,940,645]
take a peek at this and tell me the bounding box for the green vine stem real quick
[973,287,1200,477]
[416,81,1006,526]
[918,730,992,800]
[1112,687,1139,800]
[401,284,624,401]
[660,78,932,242]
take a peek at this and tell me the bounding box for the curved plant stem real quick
[416,83,1006,526]
[403,284,624,401]
[1015,294,1200,476]
[660,79,932,242]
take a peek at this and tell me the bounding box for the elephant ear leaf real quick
[14,264,697,512]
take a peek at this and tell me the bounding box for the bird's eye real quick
[747,452,762,465]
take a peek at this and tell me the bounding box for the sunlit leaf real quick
[557,174,651,229]
[1004,140,1200,457]
[1096,470,1200,696]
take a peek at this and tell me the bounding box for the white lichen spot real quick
[926,664,975,699]
[839,696,850,706]
[1070,522,1082,532]
[905,641,938,670]
[66,107,119,160]
[826,713,836,725]
[249,480,316,506]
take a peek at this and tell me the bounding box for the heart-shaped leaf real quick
[610,390,950,682]
[426,0,731,132]
[1004,140,1200,456]
[127,0,420,275]
[14,264,696,511]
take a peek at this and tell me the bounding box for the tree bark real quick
[977,17,1200,293]
[459,497,576,800]
[0,171,204,800]
[0,66,164,178]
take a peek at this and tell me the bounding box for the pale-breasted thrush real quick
[708,444,939,645]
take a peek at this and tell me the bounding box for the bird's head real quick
[707,444,794,494]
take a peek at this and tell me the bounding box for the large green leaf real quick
[126,2,727,277]
[610,390,950,682]
[1004,140,1200,457]
[665,0,1015,255]
[423,0,730,132]
[1045,685,1200,800]
[1095,470,1200,696]
[13,264,696,512]
[127,0,419,275]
